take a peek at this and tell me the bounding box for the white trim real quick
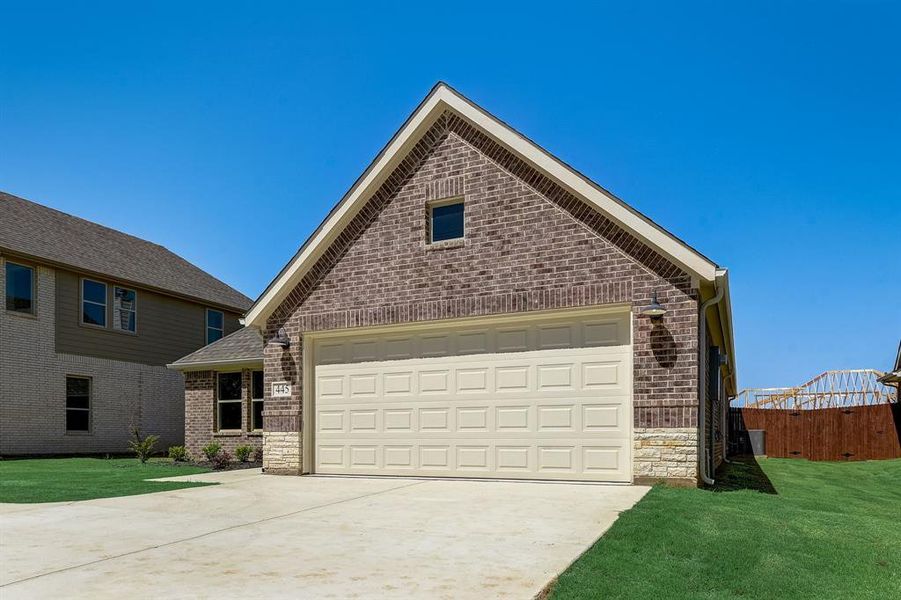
[251,369,265,432]
[714,268,738,396]
[216,371,244,432]
[65,374,92,434]
[303,304,634,482]
[206,308,225,345]
[4,260,36,316]
[80,277,108,329]
[112,285,137,334]
[244,84,719,328]
[428,196,465,244]
[167,357,263,371]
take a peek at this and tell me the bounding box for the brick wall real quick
[260,110,701,478]
[0,259,184,455]
[183,368,263,460]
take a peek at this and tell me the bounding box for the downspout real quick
[698,277,725,485]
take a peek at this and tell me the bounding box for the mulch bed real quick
[171,460,263,472]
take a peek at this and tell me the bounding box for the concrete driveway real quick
[0,470,648,599]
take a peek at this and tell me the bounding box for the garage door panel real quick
[536,405,575,431]
[315,318,629,368]
[313,312,632,482]
[384,372,414,395]
[317,399,629,436]
[384,445,415,468]
[316,440,631,480]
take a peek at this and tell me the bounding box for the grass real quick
[0,457,214,503]
[550,457,901,600]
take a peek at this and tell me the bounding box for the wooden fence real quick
[729,403,901,461]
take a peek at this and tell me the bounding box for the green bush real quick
[235,445,253,462]
[128,426,159,464]
[211,450,232,470]
[202,442,222,462]
[168,445,189,462]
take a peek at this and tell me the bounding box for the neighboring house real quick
[170,83,737,486]
[0,192,251,455]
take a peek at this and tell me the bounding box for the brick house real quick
[172,83,737,485]
[0,192,251,455]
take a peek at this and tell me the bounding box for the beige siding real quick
[55,268,242,366]
[1,261,186,454]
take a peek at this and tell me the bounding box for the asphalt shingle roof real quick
[0,192,252,311]
[169,326,263,367]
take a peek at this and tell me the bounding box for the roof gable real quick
[0,192,252,311]
[245,83,719,328]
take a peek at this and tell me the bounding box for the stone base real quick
[262,431,301,475]
[633,427,698,484]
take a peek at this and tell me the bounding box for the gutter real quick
[166,357,264,371]
[698,269,727,485]
[0,247,251,314]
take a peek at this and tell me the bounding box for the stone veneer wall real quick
[633,428,698,485]
[0,260,184,455]
[260,110,702,483]
[262,432,301,474]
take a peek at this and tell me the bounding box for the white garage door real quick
[312,311,632,482]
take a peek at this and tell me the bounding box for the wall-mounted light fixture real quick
[271,327,291,349]
[641,292,667,319]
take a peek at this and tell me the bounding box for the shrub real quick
[252,446,264,462]
[168,445,189,462]
[211,450,232,470]
[128,426,159,464]
[202,442,222,462]
[235,445,253,462]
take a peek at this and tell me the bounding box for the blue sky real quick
[2,2,899,389]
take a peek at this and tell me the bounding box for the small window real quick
[82,279,108,327]
[113,287,137,333]
[66,376,91,432]
[5,262,34,314]
[251,370,264,431]
[207,309,224,344]
[429,200,464,243]
[217,372,242,430]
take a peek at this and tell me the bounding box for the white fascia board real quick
[166,357,264,372]
[243,91,446,328]
[245,83,719,328]
[715,268,738,394]
[440,86,719,283]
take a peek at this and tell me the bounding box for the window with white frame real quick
[113,286,137,333]
[251,370,264,431]
[5,261,35,314]
[207,309,224,344]
[66,376,91,432]
[429,199,464,243]
[217,372,242,430]
[82,279,107,327]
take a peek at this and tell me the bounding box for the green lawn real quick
[0,457,214,503]
[550,457,901,600]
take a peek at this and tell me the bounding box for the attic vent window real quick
[429,199,464,243]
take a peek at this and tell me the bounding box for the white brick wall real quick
[1,259,185,455]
